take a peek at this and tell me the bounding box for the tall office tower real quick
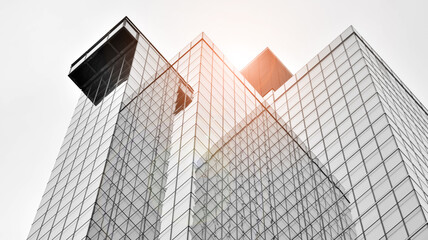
[161,34,353,240]
[27,18,192,240]
[28,17,428,240]
[266,27,428,239]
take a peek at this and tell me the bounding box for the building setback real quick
[28,17,428,239]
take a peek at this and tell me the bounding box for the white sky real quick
[1,0,427,239]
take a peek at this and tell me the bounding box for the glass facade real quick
[28,18,428,240]
[267,26,428,239]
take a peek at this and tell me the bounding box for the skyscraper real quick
[28,17,428,240]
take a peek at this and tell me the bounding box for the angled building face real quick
[268,27,428,239]
[160,35,353,239]
[28,17,428,240]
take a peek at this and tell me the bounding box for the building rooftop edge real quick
[70,17,172,73]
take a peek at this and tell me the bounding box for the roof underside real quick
[68,20,138,105]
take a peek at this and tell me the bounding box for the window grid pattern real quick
[159,37,264,240]
[158,34,355,240]
[270,27,428,239]
[84,33,187,240]
[356,33,428,238]
[28,27,185,240]
[193,106,354,239]
[28,23,428,240]
[27,48,135,240]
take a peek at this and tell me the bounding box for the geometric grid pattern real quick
[86,66,186,240]
[357,30,428,238]
[268,26,428,239]
[81,24,190,239]
[27,18,187,240]
[158,34,354,240]
[193,106,354,239]
[159,36,272,240]
[27,46,135,240]
[28,19,428,240]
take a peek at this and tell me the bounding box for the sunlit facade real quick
[267,27,428,239]
[28,17,428,240]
